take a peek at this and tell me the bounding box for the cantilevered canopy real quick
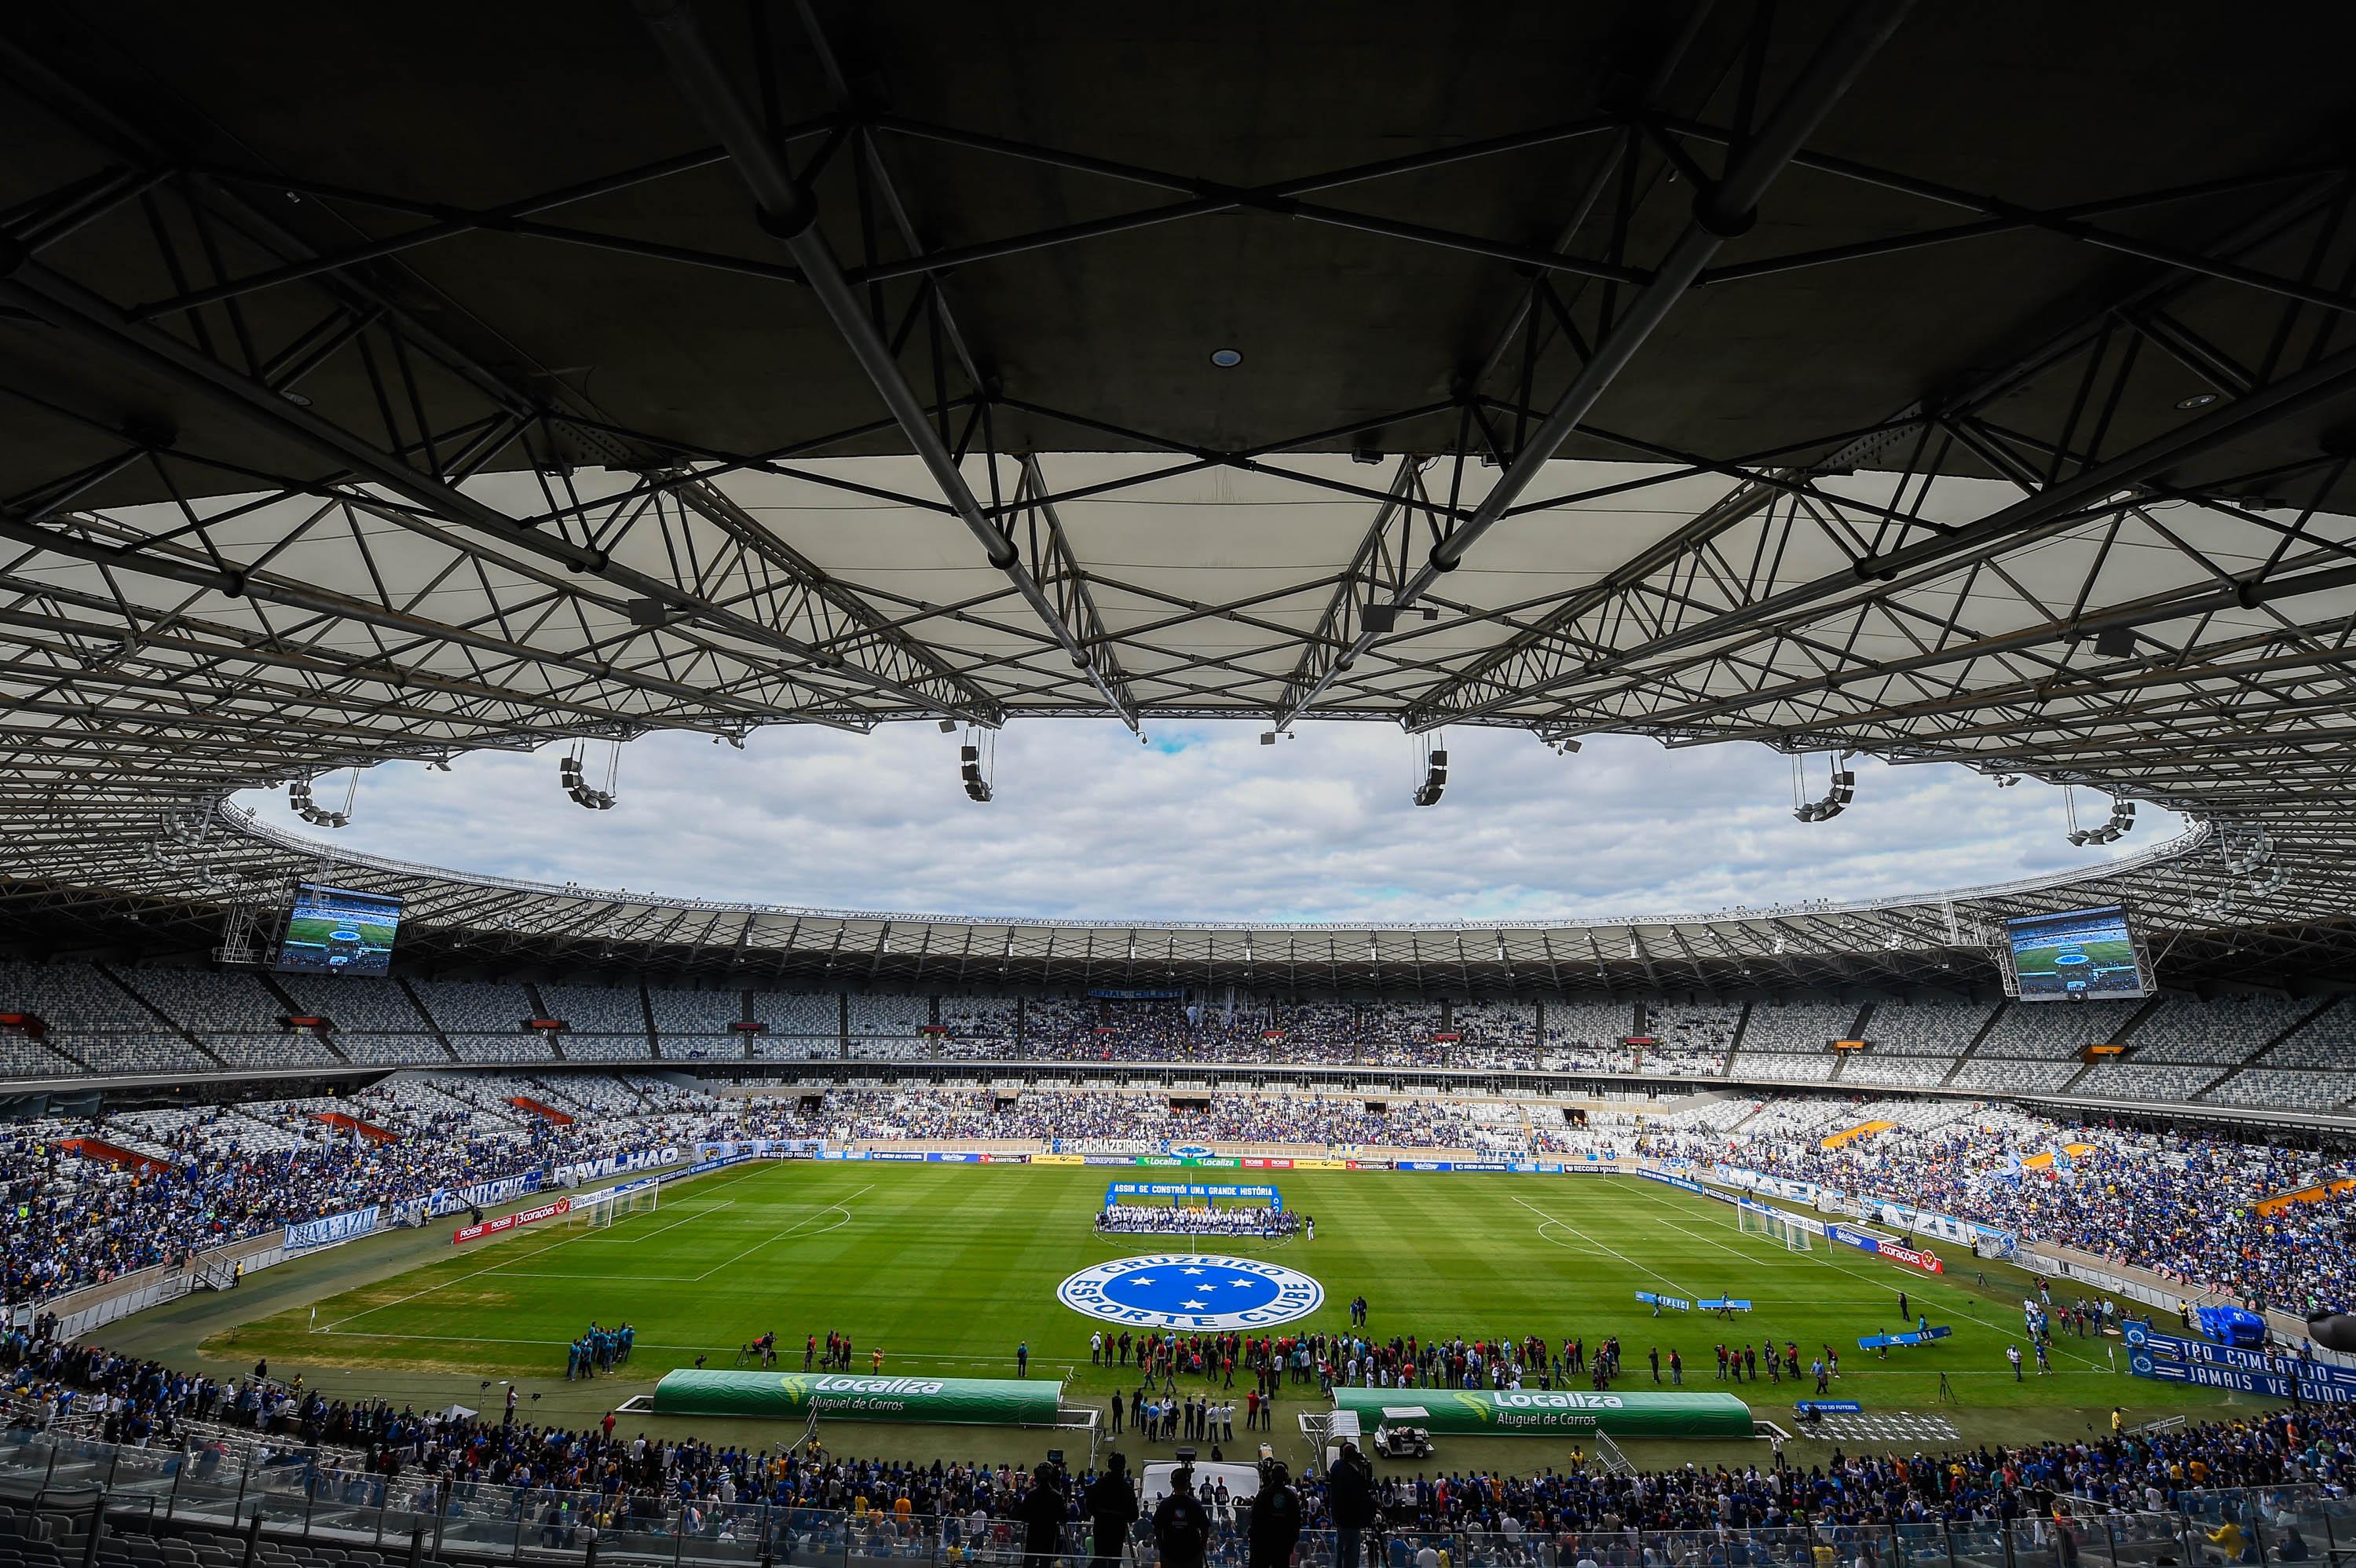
[2,0,2354,974]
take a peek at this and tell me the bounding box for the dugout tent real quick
[1328,1386,1752,1439]
[650,1369,1064,1427]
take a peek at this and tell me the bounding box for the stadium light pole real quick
[634,0,1143,736]
[1271,0,1915,732]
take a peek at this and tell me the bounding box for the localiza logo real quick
[1450,1389,1626,1422]
[1058,1253,1323,1331]
[781,1374,948,1396]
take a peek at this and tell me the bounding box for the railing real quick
[5,1424,2351,1568]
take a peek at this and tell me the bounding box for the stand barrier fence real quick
[4,1423,2351,1568]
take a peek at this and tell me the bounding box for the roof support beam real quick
[0,265,990,726]
[1272,0,1912,730]
[633,0,1140,733]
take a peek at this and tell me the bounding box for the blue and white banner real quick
[668,1152,759,1180]
[1870,1199,2015,1257]
[285,1204,380,1252]
[2124,1324,2356,1399]
[1635,1168,1710,1197]
[554,1143,681,1186]
[693,1137,825,1161]
[1107,1180,1279,1203]
[1714,1166,1823,1204]
[423,1171,541,1218]
[1827,1223,1884,1254]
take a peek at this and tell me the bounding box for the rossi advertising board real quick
[452,1197,569,1245]
[650,1370,1063,1426]
[1328,1387,1751,1438]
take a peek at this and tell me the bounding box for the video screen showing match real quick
[276,884,404,977]
[2004,905,2148,1001]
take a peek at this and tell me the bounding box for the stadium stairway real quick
[2051,992,2170,1096]
[96,963,225,1072]
[2199,994,2355,1109]
[257,970,353,1065]
[393,977,462,1062]
[639,979,665,1060]
[1823,1000,1875,1082]
[1936,1000,2013,1086]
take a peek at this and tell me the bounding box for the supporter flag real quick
[2051,1146,2076,1178]
[1998,1153,2024,1182]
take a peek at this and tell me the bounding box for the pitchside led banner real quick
[650,1369,1064,1427]
[1328,1387,1751,1438]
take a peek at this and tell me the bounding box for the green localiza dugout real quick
[649,1370,1066,1427]
[1330,1387,1753,1438]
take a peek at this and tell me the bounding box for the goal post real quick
[596,1184,660,1230]
[567,1183,660,1232]
[1737,1201,1813,1252]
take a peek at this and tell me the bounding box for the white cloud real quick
[232,722,2184,923]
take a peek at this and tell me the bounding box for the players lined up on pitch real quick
[1092,1205,1305,1238]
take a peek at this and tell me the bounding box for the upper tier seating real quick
[1972,1000,2138,1059]
[2127,993,2314,1064]
[406,978,534,1034]
[1866,997,1996,1055]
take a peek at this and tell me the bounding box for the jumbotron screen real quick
[2003,905,2149,1001]
[276,884,404,977]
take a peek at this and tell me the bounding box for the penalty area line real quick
[574,1199,735,1245]
[1505,1192,1694,1299]
[689,1182,869,1281]
[1613,1180,2108,1372]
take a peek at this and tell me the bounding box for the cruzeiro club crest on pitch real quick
[1057,1254,1323,1331]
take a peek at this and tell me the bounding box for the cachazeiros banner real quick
[1328,1386,1751,1438]
[649,1369,1064,1427]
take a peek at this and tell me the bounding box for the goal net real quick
[571,1184,660,1231]
[1737,1202,1813,1252]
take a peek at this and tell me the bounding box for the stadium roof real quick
[2,1,2355,984]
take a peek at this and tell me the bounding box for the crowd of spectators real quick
[5,1316,2353,1554]
[9,1071,2354,1343]
[1645,1101,2356,1318]
[0,1077,740,1307]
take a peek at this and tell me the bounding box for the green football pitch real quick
[2012,936,2138,981]
[281,914,397,956]
[209,1160,2230,1439]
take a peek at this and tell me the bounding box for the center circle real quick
[1057,1253,1324,1331]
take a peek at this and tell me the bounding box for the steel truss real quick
[2,3,2356,976]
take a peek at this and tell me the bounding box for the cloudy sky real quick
[232,722,2182,923]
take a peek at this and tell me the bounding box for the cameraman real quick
[1246,1458,1302,1568]
[1086,1453,1139,1568]
[1326,1440,1376,1568]
[1154,1461,1211,1568]
[1019,1462,1069,1567]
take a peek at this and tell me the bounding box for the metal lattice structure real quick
[3,2,2355,987]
